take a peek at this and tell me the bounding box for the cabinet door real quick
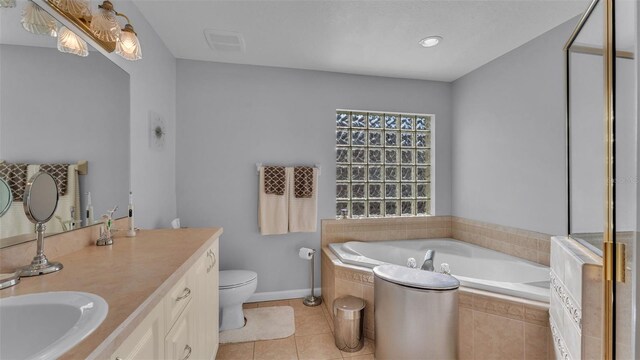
[165,300,196,360]
[111,301,165,360]
[195,239,220,360]
[206,240,219,358]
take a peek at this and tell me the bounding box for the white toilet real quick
[219,270,258,331]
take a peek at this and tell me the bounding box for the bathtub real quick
[329,238,550,303]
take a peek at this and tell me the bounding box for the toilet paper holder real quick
[299,247,322,307]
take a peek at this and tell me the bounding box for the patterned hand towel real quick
[293,167,314,198]
[263,166,286,195]
[40,163,69,196]
[0,162,28,201]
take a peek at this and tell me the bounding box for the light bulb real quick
[51,0,91,18]
[90,1,121,42]
[418,36,442,48]
[115,25,142,61]
[57,26,89,57]
[0,0,16,8]
[21,2,57,37]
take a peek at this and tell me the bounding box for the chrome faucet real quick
[421,249,435,271]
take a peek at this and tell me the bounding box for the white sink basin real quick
[0,291,108,360]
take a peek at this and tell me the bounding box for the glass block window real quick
[336,110,432,218]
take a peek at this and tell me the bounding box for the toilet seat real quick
[220,270,257,290]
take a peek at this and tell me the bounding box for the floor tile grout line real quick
[251,341,255,360]
[293,333,300,360]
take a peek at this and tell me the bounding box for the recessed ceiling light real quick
[419,36,442,48]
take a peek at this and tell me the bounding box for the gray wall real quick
[451,19,578,235]
[103,2,178,229]
[176,60,452,294]
[0,44,129,220]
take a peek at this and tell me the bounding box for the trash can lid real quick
[373,264,460,290]
[333,295,365,311]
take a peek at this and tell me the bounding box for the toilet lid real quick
[220,270,258,289]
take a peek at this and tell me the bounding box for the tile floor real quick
[216,298,375,360]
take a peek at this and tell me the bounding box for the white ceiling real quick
[133,0,591,82]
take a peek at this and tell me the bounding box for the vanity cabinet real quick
[111,301,165,360]
[111,238,219,360]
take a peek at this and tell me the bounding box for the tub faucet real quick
[421,249,435,271]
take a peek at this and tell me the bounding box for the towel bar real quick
[1,160,88,175]
[255,163,321,176]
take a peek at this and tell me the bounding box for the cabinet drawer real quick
[165,300,195,360]
[164,271,194,332]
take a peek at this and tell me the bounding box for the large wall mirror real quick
[567,0,635,255]
[567,0,605,253]
[0,0,130,247]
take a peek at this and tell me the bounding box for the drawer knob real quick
[176,287,191,302]
[181,345,192,360]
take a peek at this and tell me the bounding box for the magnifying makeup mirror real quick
[0,178,12,218]
[20,171,63,276]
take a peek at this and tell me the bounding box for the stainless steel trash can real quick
[374,264,460,360]
[333,295,365,352]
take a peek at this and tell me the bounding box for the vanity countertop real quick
[0,227,223,359]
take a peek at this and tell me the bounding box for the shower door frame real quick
[564,0,621,358]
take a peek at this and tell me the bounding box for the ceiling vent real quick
[204,29,245,53]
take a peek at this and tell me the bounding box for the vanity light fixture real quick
[115,17,141,60]
[0,0,16,8]
[51,0,90,19]
[21,2,57,36]
[418,36,442,48]
[90,0,121,42]
[57,25,88,57]
[16,0,143,60]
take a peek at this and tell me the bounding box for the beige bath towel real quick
[258,166,290,235]
[288,167,318,233]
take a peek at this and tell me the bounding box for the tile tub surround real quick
[549,236,603,360]
[321,216,453,247]
[451,217,551,266]
[321,216,551,265]
[321,248,552,359]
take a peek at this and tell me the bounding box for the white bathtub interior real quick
[329,238,550,303]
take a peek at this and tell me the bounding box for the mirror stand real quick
[20,223,63,276]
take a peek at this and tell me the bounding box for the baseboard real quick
[248,288,322,303]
